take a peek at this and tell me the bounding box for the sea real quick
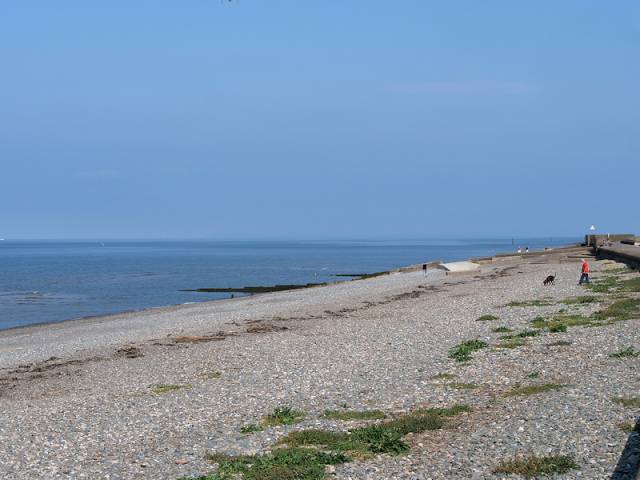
[0,238,578,330]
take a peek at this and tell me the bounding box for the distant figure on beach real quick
[422,263,427,277]
[525,246,529,253]
[578,259,590,285]
[517,246,522,253]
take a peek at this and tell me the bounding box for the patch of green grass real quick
[447,382,478,390]
[207,447,348,480]
[477,314,499,321]
[279,405,469,457]
[547,340,572,347]
[240,424,264,434]
[586,274,640,294]
[548,323,567,333]
[587,275,621,293]
[505,383,566,397]
[620,277,640,292]
[517,329,539,338]
[495,337,527,349]
[282,415,436,455]
[592,298,640,322]
[414,405,472,417]
[151,383,191,394]
[181,474,227,480]
[498,330,536,340]
[604,266,633,274]
[262,406,305,427]
[527,371,541,379]
[562,296,599,305]
[531,316,548,328]
[609,347,640,358]
[507,299,554,307]
[204,371,222,379]
[493,454,578,478]
[431,372,457,380]
[448,339,488,362]
[555,313,595,327]
[618,421,640,433]
[532,312,594,330]
[612,397,640,408]
[323,409,385,421]
[492,326,513,333]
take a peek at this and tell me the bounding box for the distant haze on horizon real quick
[1,1,638,240]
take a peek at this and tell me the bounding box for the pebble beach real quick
[1,248,639,479]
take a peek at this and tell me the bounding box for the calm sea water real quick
[0,238,577,330]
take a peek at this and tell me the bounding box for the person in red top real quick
[578,258,590,285]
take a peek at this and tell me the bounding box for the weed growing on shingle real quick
[517,329,539,338]
[609,347,640,358]
[240,424,264,434]
[151,384,191,395]
[413,405,472,417]
[447,382,477,390]
[448,340,488,362]
[612,397,640,408]
[554,313,595,327]
[527,371,541,379]
[204,371,222,379]
[548,323,567,333]
[592,298,640,322]
[492,326,513,333]
[323,409,385,421]
[531,313,593,330]
[505,383,566,397]
[206,447,348,480]
[587,274,640,293]
[547,340,572,347]
[477,314,499,321]
[619,277,640,292]
[262,406,305,426]
[431,372,457,380]
[617,421,640,433]
[493,454,578,478]
[531,316,548,328]
[562,296,599,305]
[507,299,554,307]
[587,275,621,293]
[604,266,633,274]
[278,404,469,457]
[496,338,527,349]
[182,474,226,480]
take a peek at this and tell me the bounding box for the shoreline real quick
[0,243,581,337]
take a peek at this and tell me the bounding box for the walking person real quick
[422,263,427,277]
[578,258,590,285]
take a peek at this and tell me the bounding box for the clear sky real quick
[1,1,638,239]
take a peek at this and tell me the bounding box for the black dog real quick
[543,273,556,286]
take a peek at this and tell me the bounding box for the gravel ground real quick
[0,249,639,479]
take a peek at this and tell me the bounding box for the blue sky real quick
[1,1,638,239]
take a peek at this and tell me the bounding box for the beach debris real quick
[115,346,143,359]
[246,323,288,334]
[173,333,227,343]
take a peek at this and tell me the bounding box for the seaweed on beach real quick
[185,283,327,294]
